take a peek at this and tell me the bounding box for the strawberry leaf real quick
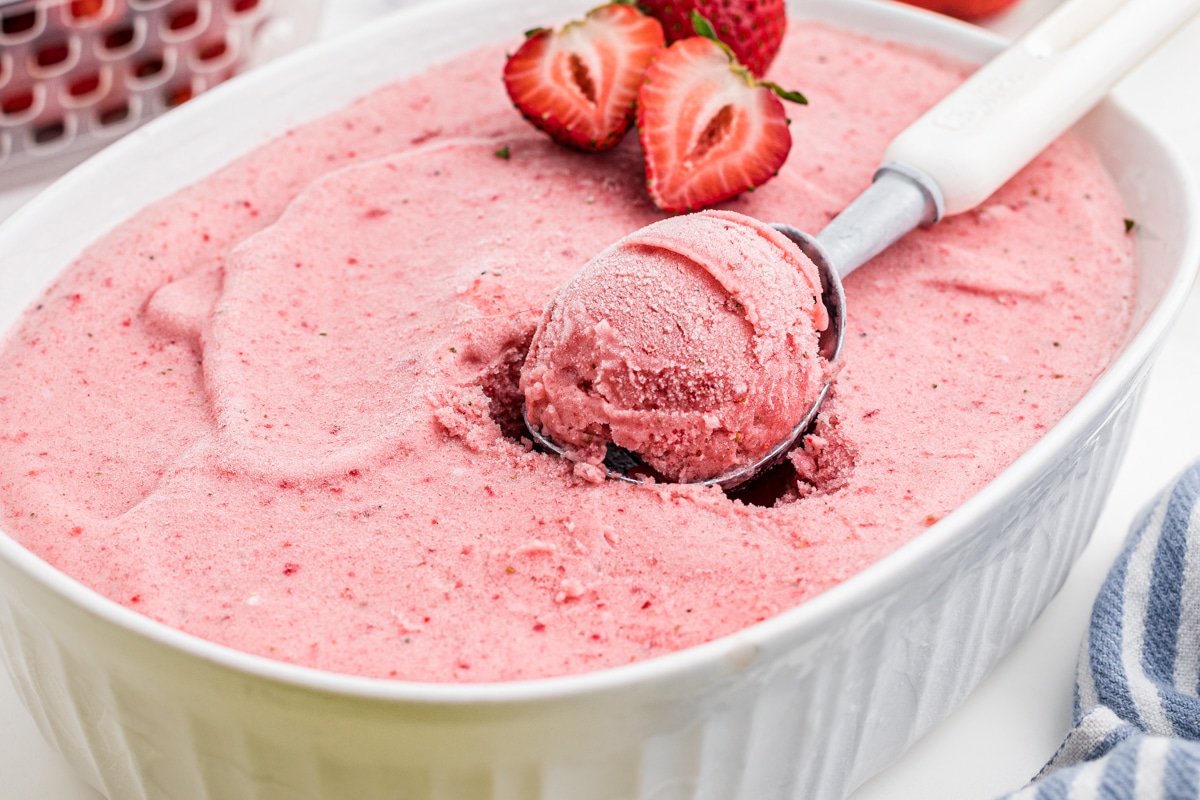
[689,10,736,61]
[761,81,807,105]
[690,9,718,40]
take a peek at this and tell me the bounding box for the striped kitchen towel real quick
[1002,462,1200,798]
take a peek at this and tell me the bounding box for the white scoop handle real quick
[886,0,1200,217]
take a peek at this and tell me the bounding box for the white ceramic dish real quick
[0,1,1197,798]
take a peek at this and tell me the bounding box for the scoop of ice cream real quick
[521,209,830,483]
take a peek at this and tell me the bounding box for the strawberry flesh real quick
[639,0,787,77]
[637,36,792,213]
[503,4,664,152]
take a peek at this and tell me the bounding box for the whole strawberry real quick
[503,4,665,152]
[897,0,1019,20]
[637,14,805,213]
[639,0,787,77]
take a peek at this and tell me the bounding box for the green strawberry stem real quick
[762,81,807,105]
[689,10,806,104]
[689,11,734,58]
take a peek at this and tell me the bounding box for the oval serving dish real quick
[0,1,1197,798]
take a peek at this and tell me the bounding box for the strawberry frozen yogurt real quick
[0,22,1136,682]
[521,210,829,483]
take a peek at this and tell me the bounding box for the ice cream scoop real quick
[526,0,1200,488]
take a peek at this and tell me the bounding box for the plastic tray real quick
[0,0,321,182]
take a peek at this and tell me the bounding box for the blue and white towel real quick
[1002,462,1200,798]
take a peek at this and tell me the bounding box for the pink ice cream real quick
[0,23,1137,682]
[521,211,829,483]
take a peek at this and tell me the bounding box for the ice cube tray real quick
[0,0,320,180]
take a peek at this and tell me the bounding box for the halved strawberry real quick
[503,4,665,152]
[637,29,804,213]
[639,0,787,77]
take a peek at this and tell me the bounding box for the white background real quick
[1,0,1198,797]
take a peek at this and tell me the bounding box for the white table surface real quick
[2,1,1198,798]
